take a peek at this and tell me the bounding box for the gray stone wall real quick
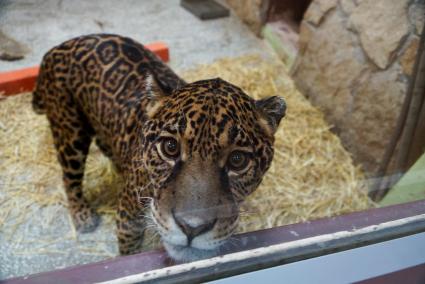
[291,0,424,173]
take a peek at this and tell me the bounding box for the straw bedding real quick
[0,55,372,259]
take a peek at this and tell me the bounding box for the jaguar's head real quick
[140,76,285,262]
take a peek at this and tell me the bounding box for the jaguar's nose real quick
[173,211,217,245]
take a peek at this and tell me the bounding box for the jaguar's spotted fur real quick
[33,34,286,261]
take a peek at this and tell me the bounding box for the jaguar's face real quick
[140,77,285,262]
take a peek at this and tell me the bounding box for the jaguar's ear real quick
[255,96,286,136]
[145,74,166,118]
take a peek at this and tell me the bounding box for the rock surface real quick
[350,0,410,69]
[292,0,424,174]
[226,0,266,34]
[0,30,30,61]
[409,0,425,35]
[400,37,420,76]
[304,0,338,26]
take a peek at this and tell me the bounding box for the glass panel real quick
[0,0,424,281]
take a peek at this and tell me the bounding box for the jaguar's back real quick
[34,34,184,158]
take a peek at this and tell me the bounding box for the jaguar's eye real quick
[160,137,180,159]
[227,151,250,172]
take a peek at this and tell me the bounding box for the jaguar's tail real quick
[31,62,46,115]
[31,89,46,115]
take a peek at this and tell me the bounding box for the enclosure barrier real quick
[4,200,425,284]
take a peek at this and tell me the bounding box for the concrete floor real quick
[0,0,273,280]
[0,0,270,73]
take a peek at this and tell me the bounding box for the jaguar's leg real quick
[49,120,100,233]
[116,184,147,255]
[95,137,113,159]
[95,136,123,173]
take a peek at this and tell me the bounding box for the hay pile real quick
[0,55,372,257]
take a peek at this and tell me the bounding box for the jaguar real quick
[32,34,286,261]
